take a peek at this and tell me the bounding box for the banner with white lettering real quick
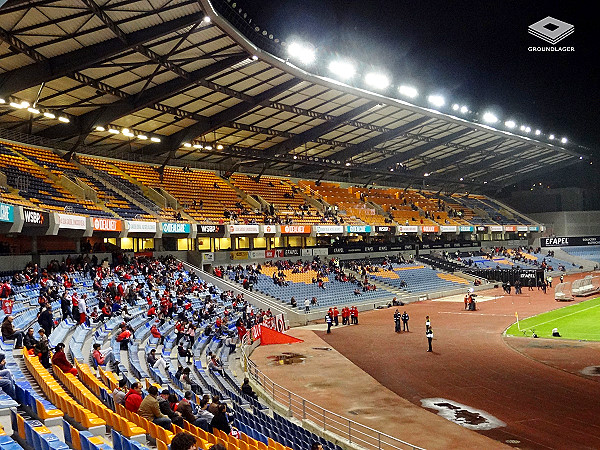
[58,213,87,230]
[127,220,157,233]
[22,208,49,229]
[542,236,600,247]
[161,222,191,234]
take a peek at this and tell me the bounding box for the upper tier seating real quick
[0,144,111,217]
[561,246,600,265]
[367,264,470,293]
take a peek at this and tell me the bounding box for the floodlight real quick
[108,128,119,134]
[427,95,445,108]
[345,162,351,166]
[452,104,459,111]
[520,125,526,131]
[424,172,430,177]
[459,177,464,181]
[252,55,259,61]
[482,112,498,124]
[121,128,130,135]
[505,120,516,129]
[203,16,211,23]
[216,144,224,150]
[9,102,23,108]
[0,98,5,104]
[460,106,468,114]
[95,126,105,132]
[43,112,56,119]
[150,137,161,143]
[561,137,567,144]
[193,144,203,149]
[58,116,70,123]
[20,101,30,108]
[549,134,555,140]
[205,145,213,150]
[398,85,418,98]
[123,131,134,137]
[287,42,315,65]
[27,107,40,114]
[535,129,541,135]
[524,126,531,133]
[328,60,356,80]
[365,72,390,90]
[183,143,192,148]
[137,134,148,140]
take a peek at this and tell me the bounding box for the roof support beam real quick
[371,128,473,169]
[0,13,203,98]
[259,101,378,158]
[37,54,246,140]
[490,157,580,190]
[141,78,302,156]
[324,116,431,163]
[439,143,533,178]
[408,137,508,175]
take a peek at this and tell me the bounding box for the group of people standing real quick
[325,306,359,333]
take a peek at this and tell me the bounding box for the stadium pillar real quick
[31,236,38,254]
[75,239,81,253]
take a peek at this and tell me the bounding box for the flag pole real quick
[515,311,520,331]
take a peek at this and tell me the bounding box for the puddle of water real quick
[268,352,306,365]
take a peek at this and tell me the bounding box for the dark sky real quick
[233,0,597,154]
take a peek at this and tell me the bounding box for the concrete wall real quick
[528,211,600,236]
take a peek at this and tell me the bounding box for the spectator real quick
[150,323,165,346]
[124,382,143,412]
[207,354,223,374]
[92,343,116,370]
[23,328,39,353]
[113,378,128,405]
[170,432,196,450]
[176,390,196,424]
[138,385,172,430]
[36,329,51,368]
[195,396,214,431]
[1,315,24,348]
[241,378,258,400]
[116,326,132,350]
[207,393,221,416]
[210,403,231,434]
[178,342,193,365]
[147,349,169,372]
[159,389,184,427]
[0,351,16,398]
[51,343,78,376]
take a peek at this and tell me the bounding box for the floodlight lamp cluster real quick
[0,96,71,124]
[94,125,161,142]
[181,141,224,151]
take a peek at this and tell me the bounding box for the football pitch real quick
[505,296,600,341]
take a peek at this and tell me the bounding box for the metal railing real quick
[241,335,424,450]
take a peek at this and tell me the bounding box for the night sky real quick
[233,0,597,155]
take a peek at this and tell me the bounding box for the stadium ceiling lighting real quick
[150,137,161,143]
[519,125,526,131]
[9,102,24,109]
[27,107,40,114]
[20,101,30,108]
[460,106,468,114]
[505,120,516,128]
[137,134,147,140]
[345,162,351,166]
[482,112,499,124]
[252,55,259,61]
[459,177,464,181]
[193,144,203,149]
[0,98,5,104]
[365,72,390,90]
[121,128,130,135]
[293,155,297,159]
[524,126,531,133]
[43,112,56,119]
[423,172,430,177]
[561,137,568,144]
[398,85,418,98]
[483,181,488,184]
[452,104,459,111]
[183,143,192,148]
[108,128,119,134]
[287,41,315,65]
[216,144,224,150]
[122,131,134,137]
[549,134,555,140]
[58,116,69,123]
[202,16,211,23]
[204,145,213,150]
[535,129,541,135]
[427,95,445,108]
[328,60,356,80]
[95,126,105,132]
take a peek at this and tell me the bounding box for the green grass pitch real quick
[505,296,600,340]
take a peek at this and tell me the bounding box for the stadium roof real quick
[0,0,590,192]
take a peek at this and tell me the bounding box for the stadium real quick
[0,0,598,449]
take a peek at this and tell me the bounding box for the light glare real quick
[482,112,499,124]
[287,42,315,65]
[398,85,418,98]
[328,60,356,79]
[365,72,390,90]
[427,95,445,108]
[505,120,516,129]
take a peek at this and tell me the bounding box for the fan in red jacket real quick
[124,383,143,412]
[150,323,165,345]
[51,343,78,376]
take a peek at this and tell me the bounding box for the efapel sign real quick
[281,225,311,234]
[93,218,122,232]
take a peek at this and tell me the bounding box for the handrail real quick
[240,333,424,450]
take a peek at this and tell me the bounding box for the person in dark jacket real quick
[159,389,184,427]
[36,329,51,368]
[210,403,231,434]
[1,316,23,348]
[38,306,54,337]
[176,390,196,424]
[23,328,39,352]
[241,378,258,399]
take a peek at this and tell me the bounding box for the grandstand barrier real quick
[240,334,424,450]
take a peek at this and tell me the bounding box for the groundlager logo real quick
[0,203,12,222]
[528,17,574,52]
[162,223,189,233]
